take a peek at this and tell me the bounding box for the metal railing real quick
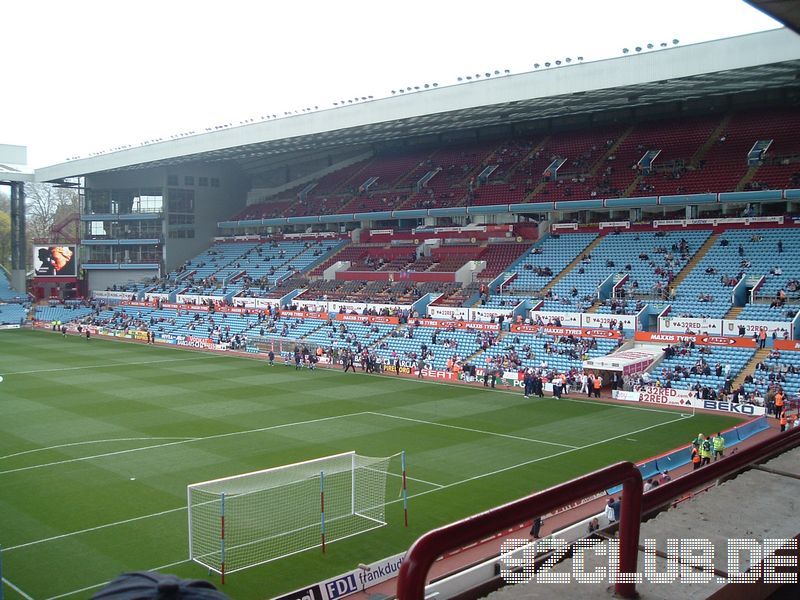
[396,426,800,600]
[396,461,643,599]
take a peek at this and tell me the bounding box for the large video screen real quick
[33,245,78,277]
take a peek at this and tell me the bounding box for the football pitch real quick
[0,329,741,600]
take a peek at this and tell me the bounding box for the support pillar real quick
[9,182,27,293]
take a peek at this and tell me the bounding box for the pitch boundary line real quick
[6,411,688,555]
[3,355,219,376]
[3,506,188,552]
[0,412,368,476]
[0,437,199,461]
[367,411,578,449]
[2,411,431,552]
[30,341,683,418]
[26,413,691,600]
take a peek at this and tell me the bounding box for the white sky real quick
[2,0,782,168]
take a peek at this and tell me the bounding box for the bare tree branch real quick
[25,183,79,240]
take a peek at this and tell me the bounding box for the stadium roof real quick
[0,145,33,184]
[35,28,800,184]
[747,0,800,34]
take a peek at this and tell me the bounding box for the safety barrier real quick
[606,415,769,495]
[395,462,643,599]
[396,426,800,600]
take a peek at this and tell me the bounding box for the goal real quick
[187,450,405,579]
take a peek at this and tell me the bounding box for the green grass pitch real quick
[0,329,741,599]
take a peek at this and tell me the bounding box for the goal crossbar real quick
[187,450,405,580]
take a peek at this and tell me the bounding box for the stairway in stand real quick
[731,348,770,390]
[540,235,606,295]
[463,331,506,369]
[691,113,732,165]
[668,233,719,290]
[735,165,760,192]
[724,306,744,319]
[584,300,601,313]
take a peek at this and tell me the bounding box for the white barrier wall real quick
[529,310,582,326]
[660,316,791,338]
[659,316,723,335]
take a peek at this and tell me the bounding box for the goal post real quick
[187,450,404,578]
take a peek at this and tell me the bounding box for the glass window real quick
[111,189,136,214]
[135,189,163,213]
[198,177,208,186]
[86,189,111,213]
[168,214,195,225]
[184,176,194,186]
[167,174,179,186]
[210,178,220,188]
[167,188,195,212]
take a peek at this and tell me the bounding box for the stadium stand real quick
[34,305,94,324]
[481,332,618,374]
[0,268,27,303]
[233,108,800,221]
[744,350,800,401]
[371,324,488,372]
[653,343,755,394]
[669,227,800,318]
[0,302,27,325]
[303,319,397,354]
[504,233,598,296]
[544,230,711,311]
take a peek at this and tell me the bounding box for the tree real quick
[25,182,80,241]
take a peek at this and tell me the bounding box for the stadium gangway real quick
[396,427,800,600]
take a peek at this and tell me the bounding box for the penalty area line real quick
[43,559,191,600]
[391,411,691,503]
[367,411,578,449]
[3,577,35,600]
[23,414,691,599]
[0,412,368,477]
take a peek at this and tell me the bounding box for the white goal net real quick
[187,450,402,577]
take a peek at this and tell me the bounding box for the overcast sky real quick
[2,0,781,168]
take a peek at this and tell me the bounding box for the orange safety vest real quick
[593,377,602,389]
[780,412,788,426]
[692,449,701,463]
[759,330,767,340]
[775,393,784,407]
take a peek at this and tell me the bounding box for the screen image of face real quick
[34,245,77,277]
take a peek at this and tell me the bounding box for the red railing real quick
[396,461,643,600]
[396,427,800,600]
